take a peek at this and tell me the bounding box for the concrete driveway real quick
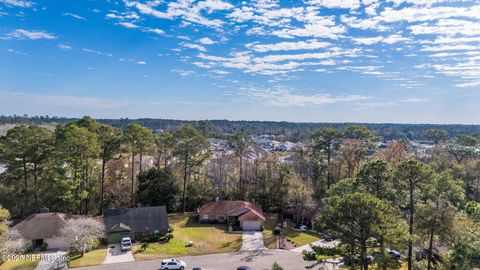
[240,231,267,252]
[102,244,134,264]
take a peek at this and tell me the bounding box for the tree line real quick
[3,115,480,142]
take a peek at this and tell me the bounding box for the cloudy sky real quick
[1,0,479,123]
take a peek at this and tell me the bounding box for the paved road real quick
[74,249,319,270]
[240,232,267,252]
[102,244,134,264]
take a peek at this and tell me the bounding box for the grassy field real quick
[0,260,39,270]
[133,213,242,260]
[68,248,107,268]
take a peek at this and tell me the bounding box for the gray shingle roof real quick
[13,212,77,240]
[103,206,168,233]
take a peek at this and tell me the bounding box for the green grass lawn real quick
[68,248,107,268]
[283,227,322,247]
[133,212,242,260]
[0,260,39,270]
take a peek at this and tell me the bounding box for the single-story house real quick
[103,206,169,244]
[198,200,266,231]
[14,211,76,250]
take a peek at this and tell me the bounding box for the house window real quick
[202,215,209,220]
[134,231,142,240]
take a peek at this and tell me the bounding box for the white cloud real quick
[106,11,140,20]
[353,34,411,45]
[82,48,113,57]
[0,0,33,7]
[146,28,165,35]
[172,69,195,76]
[5,29,56,40]
[125,0,233,28]
[118,21,140,28]
[244,87,370,107]
[58,44,72,50]
[198,37,215,45]
[307,0,361,9]
[62,12,86,21]
[181,42,207,51]
[246,40,331,52]
[421,44,479,52]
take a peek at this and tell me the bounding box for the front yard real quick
[262,213,322,249]
[68,248,108,268]
[133,212,242,260]
[0,260,39,270]
[284,228,322,247]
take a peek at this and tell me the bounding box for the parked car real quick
[323,233,334,241]
[160,259,187,270]
[120,237,131,251]
[387,249,401,259]
[192,268,202,270]
[237,266,252,270]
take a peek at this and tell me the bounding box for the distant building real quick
[103,206,169,244]
[198,200,265,231]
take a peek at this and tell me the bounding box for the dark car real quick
[192,268,202,270]
[237,267,253,270]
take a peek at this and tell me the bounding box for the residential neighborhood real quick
[1,0,480,269]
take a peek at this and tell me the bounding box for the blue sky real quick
[1,0,479,124]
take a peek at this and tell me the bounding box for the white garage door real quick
[242,221,261,231]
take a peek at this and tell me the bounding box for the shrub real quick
[141,242,148,251]
[311,245,338,256]
[168,225,174,233]
[273,226,282,235]
[302,250,317,261]
[165,233,174,242]
[272,262,284,270]
[40,242,48,251]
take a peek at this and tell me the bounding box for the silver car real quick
[160,258,187,270]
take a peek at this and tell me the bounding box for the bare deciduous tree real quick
[0,229,29,258]
[60,217,104,255]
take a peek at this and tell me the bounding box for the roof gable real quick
[104,206,168,233]
[198,200,265,221]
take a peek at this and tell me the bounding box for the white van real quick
[120,237,132,251]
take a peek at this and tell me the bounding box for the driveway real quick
[240,231,267,252]
[102,244,134,264]
[73,249,321,270]
[291,239,340,254]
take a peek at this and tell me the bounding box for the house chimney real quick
[40,207,49,213]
